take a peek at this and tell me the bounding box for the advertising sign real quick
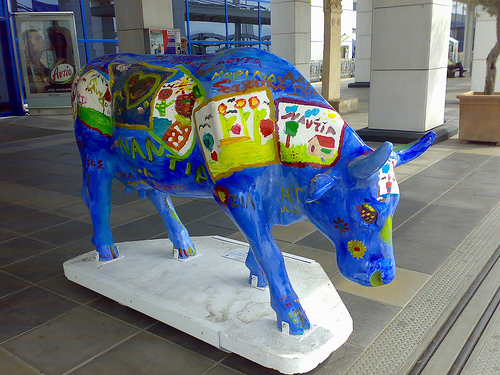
[147,29,181,55]
[15,12,80,110]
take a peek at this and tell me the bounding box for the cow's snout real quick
[369,259,395,286]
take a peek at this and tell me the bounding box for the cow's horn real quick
[394,132,436,167]
[349,141,393,179]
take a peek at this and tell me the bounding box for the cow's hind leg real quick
[77,137,119,260]
[146,190,196,258]
[245,250,268,287]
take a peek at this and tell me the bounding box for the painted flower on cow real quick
[333,217,349,233]
[218,103,227,115]
[347,240,367,259]
[234,98,246,109]
[248,96,260,109]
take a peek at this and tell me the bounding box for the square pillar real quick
[115,0,174,54]
[368,0,452,132]
[271,0,311,79]
[353,0,372,84]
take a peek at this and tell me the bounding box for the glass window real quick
[184,0,271,54]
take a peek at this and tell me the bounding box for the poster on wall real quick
[147,29,181,55]
[15,12,80,110]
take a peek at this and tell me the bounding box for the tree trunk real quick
[484,7,500,95]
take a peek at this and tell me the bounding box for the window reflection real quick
[186,0,271,54]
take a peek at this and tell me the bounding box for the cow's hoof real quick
[275,293,310,335]
[248,272,268,288]
[174,246,196,259]
[97,245,120,261]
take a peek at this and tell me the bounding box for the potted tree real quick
[457,0,500,145]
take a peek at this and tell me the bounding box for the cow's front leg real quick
[146,190,196,258]
[224,199,310,335]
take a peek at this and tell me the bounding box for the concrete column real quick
[367,0,452,134]
[322,0,342,100]
[114,0,174,54]
[471,8,500,93]
[271,0,311,80]
[462,5,475,72]
[352,0,372,86]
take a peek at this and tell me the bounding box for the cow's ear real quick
[306,172,338,203]
[349,141,393,179]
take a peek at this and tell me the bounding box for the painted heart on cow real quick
[124,72,161,109]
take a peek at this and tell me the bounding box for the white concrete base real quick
[63,236,352,374]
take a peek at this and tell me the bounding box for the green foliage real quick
[462,0,500,17]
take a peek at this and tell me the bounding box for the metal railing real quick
[310,58,355,82]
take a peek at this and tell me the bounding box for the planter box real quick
[457,91,500,145]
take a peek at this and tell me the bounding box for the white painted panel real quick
[369,69,445,131]
[372,5,432,70]
[356,10,373,37]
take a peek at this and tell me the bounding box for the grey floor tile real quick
[449,180,500,198]
[0,210,70,235]
[2,248,73,283]
[281,243,339,277]
[205,364,244,375]
[176,200,224,223]
[308,342,364,375]
[338,291,401,348]
[271,220,317,243]
[477,156,500,173]
[0,236,54,267]
[105,200,160,227]
[61,238,95,256]
[111,216,168,242]
[296,230,335,253]
[28,220,94,247]
[393,198,428,220]
[0,228,18,243]
[221,353,283,375]
[0,204,38,222]
[0,271,30,298]
[0,182,53,204]
[399,175,458,203]
[196,210,239,231]
[416,165,472,180]
[0,286,78,342]
[147,322,228,362]
[39,274,101,304]
[2,306,138,375]
[0,348,39,375]
[393,238,455,275]
[17,190,81,211]
[433,192,500,212]
[88,296,157,329]
[411,204,488,229]
[393,219,472,249]
[184,221,238,237]
[464,170,500,186]
[46,201,90,220]
[71,331,216,375]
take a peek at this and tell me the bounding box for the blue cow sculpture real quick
[73,47,435,335]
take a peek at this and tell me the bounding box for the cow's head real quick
[305,132,436,287]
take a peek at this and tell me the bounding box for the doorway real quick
[0,0,24,117]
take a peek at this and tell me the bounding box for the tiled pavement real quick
[1,77,499,374]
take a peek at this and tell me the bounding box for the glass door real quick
[0,0,24,116]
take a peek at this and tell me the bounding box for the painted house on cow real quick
[307,134,336,158]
